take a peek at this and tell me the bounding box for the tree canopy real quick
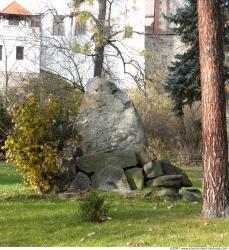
[164,0,229,116]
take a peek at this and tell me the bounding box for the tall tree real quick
[73,0,146,86]
[165,0,229,116]
[198,0,229,217]
[93,0,106,77]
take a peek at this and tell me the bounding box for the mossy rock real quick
[125,168,144,190]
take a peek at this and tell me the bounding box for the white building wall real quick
[0,0,146,89]
[40,8,94,87]
[40,0,145,88]
[0,17,41,88]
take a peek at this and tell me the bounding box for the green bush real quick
[79,190,111,223]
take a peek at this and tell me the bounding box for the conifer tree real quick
[164,0,229,116]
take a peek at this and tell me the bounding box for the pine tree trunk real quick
[94,0,106,77]
[198,0,229,217]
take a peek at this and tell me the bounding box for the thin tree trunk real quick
[94,0,106,77]
[5,55,8,108]
[5,75,8,107]
[198,0,229,217]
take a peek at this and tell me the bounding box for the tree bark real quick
[198,0,229,217]
[5,54,8,107]
[93,0,106,77]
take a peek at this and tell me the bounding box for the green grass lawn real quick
[184,168,203,189]
[1,162,229,247]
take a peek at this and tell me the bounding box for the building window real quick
[9,18,19,26]
[0,45,2,60]
[53,15,65,36]
[30,16,41,28]
[16,46,24,60]
[8,15,21,26]
[75,21,86,35]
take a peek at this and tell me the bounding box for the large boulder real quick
[150,175,183,188]
[68,172,91,193]
[91,166,131,193]
[143,160,163,179]
[75,77,147,155]
[130,144,156,166]
[159,159,192,187]
[75,150,137,174]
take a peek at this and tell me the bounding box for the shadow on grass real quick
[0,173,22,185]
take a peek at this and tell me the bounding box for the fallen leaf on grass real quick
[204,221,209,226]
[100,216,112,222]
[138,240,145,247]
[87,232,95,237]
[127,240,145,247]
[167,205,174,210]
[79,232,96,242]
[127,240,133,246]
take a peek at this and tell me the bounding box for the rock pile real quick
[59,78,194,199]
[145,159,192,198]
[64,156,192,197]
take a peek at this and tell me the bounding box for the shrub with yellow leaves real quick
[4,93,73,193]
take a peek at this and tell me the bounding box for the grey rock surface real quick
[125,168,144,190]
[130,144,155,166]
[180,190,202,202]
[151,175,183,188]
[159,159,192,187]
[68,172,91,192]
[184,188,202,194]
[75,150,137,174]
[76,77,147,155]
[91,166,131,193]
[143,160,163,179]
